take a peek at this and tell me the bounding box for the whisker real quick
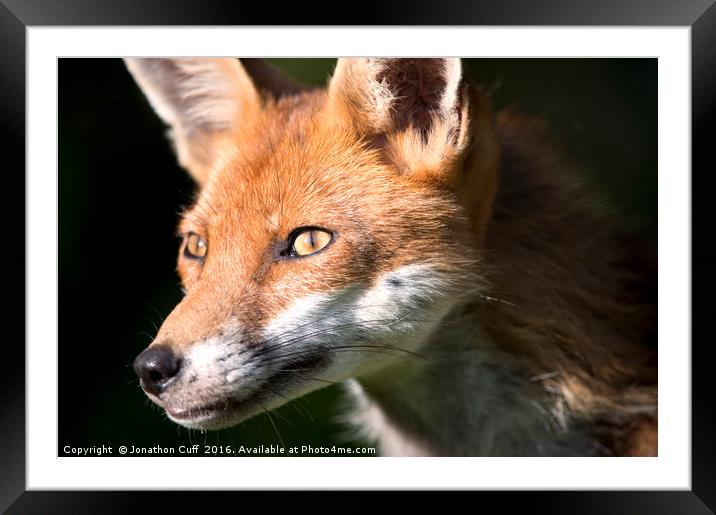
[479,294,516,307]
[138,330,156,343]
[262,408,286,450]
[249,313,423,359]
[279,372,338,386]
[142,315,160,336]
[145,301,167,327]
[257,344,428,369]
[290,400,314,422]
[253,191,278,228]
[332,344,428,361]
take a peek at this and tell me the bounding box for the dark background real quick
[58,58,657,456]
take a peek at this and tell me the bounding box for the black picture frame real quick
[2,1,713,512]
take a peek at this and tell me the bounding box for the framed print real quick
[3,0,714,512]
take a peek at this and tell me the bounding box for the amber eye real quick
[184,232,208,259]
[290,228,333,257]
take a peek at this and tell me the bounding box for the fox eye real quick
[289,228,333,257]
[184,232,208,259]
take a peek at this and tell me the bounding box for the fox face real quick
[129,58,500,430]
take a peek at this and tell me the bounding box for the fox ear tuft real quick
[124,58,301,184]
[329,58,463,133]
[328,58,470,178]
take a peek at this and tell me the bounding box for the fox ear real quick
[124,58,301,184]
[328,58,472,182]
[328,58,500,241]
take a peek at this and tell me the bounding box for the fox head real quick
[127,58,500,430]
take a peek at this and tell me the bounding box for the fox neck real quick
[346,306,599,456]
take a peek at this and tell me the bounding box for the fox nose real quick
[133,344,181,395]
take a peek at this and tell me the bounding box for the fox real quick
[127,58,657,456]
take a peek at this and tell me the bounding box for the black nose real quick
[133,345,181,395]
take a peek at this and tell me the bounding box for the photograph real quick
[3,0,711,506]
[59,57,657,458]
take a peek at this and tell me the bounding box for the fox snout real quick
[133,344,181,396]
